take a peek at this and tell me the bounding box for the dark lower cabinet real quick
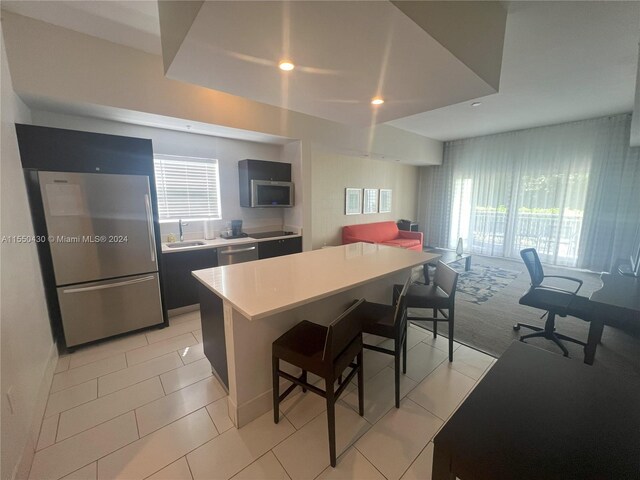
[257,236,302,259]
[161,249,218,309]
[199,284,228,389]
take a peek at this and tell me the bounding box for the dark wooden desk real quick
[584,271,640,364]
[432,341,640,480]
[591,271,640,312]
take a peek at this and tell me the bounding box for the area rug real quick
[454,264,520,304]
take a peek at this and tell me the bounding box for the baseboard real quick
[226,396,238,427]
[168,304,199,317]
[14,342,58,480]
[232,368,302,428]
[235,388,273,428]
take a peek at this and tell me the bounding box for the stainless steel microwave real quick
[250,180,294,207]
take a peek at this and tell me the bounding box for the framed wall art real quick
[379,189,392,213]
[363,188,379,214]
[345,188,362,215]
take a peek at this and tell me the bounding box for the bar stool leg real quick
[448,309,455,362]
[433,309,438,338]
[301,370,307,393]
[357,351,364,416]
[402,324,408,374]
[326,377,337,467]
[394,339,401,408]
[272,356,280,423]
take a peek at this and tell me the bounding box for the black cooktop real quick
[220,232,248,239]
[249,231,294,239]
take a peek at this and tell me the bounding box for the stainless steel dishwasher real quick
[217,243,259,265]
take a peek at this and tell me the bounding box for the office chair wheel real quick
[513,324,521,331]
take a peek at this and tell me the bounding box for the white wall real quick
[281,141,305,240]
[1,29,57,480]
[30,111,290,240]
[311,150,420,249]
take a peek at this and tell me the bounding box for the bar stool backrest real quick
[433,261,459,301]
[393,276,412,338]
[322,298,366,362]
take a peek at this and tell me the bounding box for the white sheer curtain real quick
[419,114,640,270]
[579,115,640,272]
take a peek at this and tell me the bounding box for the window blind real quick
[153,155,221,220]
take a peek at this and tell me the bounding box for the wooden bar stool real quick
[272,299,365,467]
[355,276,412,408]
[396,261,459,361]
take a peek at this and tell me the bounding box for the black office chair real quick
[515,248,587,357]
[272,299,365,467]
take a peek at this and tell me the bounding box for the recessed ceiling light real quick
[471,102,482,107]
[278,60,295,71]
[371,97,384,105]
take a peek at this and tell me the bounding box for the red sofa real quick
[342,221,423,251]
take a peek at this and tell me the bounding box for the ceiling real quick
[164,1,498,126]
[1,1,162,54]
[389,1,640,140]
[2,1,639,142]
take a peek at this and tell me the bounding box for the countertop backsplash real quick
[159,218,301,243]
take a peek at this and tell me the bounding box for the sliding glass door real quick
[448,159,589,266]
[421,114,640,271]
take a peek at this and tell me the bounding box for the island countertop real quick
[192,242,438,320]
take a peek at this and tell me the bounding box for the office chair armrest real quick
[533,285,578,297]
[543,275,583,294]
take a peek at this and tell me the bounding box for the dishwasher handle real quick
[218,246,257,255]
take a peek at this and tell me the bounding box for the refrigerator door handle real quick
[144,194,156,263]
[62,275,156,294]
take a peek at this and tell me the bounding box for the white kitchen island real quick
[192,242,437,427]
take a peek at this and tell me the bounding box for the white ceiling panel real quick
[164,1,496,126]
[388,1,640,140]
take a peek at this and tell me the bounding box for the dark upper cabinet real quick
[161,249,218,309]
[239,159,291,181]
[239,159,291,207]
[16,124,154,175]
[258,237,302,260]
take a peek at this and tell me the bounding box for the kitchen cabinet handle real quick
[219,246,257,255]
[62,275,156,294]
[144,194,156,263]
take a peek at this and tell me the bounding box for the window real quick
[154,154,221,221]
[448,165,589,266]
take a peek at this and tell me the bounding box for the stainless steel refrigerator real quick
[39,171,163,347]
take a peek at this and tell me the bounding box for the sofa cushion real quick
[342,221,399,243]
[381,238,422,249]
[342,221,423,251]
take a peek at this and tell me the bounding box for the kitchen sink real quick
[166,241,207,248]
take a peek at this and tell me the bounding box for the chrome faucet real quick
[178,219,188,242]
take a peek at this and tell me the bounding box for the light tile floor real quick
[30,310,496,480]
